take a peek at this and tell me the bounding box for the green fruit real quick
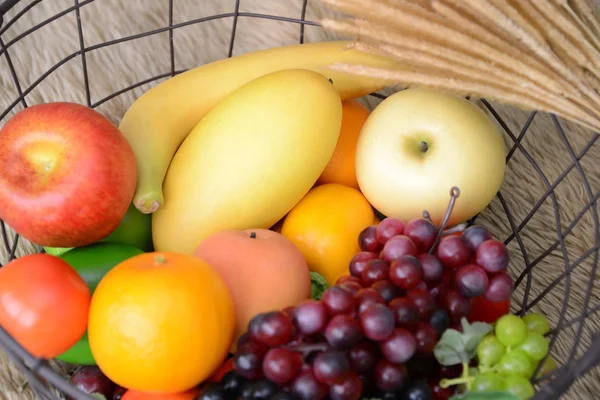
[518,332,549,361]
[54,242,144,365]
[522,313,550,335]
[497,349,534,379]
[44,203,153,256]
[504,375,535,399]
[472,373,506,393]
[477,335,506,367]
[495,315,528,347]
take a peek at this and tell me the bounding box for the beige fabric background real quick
[0,0,599,399]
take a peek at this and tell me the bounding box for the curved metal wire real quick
[0,0,599,399]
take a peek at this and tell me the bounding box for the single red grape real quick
[442,290,471,324]
[313,350,351,385]
[262,347,303,384]
[454,264,489,298]
[376,218,406,244]
[348,340,380,374]
[69,366,116,399]
[381,235,418,262]
[436,236,471,269]
[291,369,328,400]
[484,272,513,302]
[428,309,450,338]
[234,341,268,379]
[468,296,511,324]
[248,311,293,347]
[388,297,420,331]
[414,322,438,355]
[462,225,493,252]
[359,225,381,253]
[292,300,329,335]
[476,239,509,273]
[349,251,378,278]
[371,280,405,303]
[374,359,408,393]
[404,218,438,253]
[361,259,390,287]
[389,255,424,290]
[323,286,356,316]
[355,288,386,314]
[428,379,453,400]
[417,253,444,287]
[360,303,395,341]
[339,281,363,295]
[407,289,436,320]
[380,328,417,364]
[325,314,364,350]
[329,372,363,400]
[336,275,363,286]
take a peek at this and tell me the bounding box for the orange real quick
[87,252,235,394]
[316,100,371,189]
[281,183,375,285]
[122,388,200,400]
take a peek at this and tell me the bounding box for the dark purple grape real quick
[414,322,438,355]
[417,253,444,286]
[340,281,363,295]
[403,381,433,400]
[407,289,436,321]
[270,392,298,400]
[355,288,386,314]
[348,340,380,373]
[234,341,268,379]
[197,383,227,400]
[249,311,293,347]
[428,309,450,338]
[476,240,510,273]
[404,218,438,253]
[325,314,364,350]
[360,303,395,341]
[349,251,379,277]
[313,350,351,385]
[292,300,329,335]
[377,218,406,244]
[374,359,408,392]
[381,236,418,262]
[221,370,246,395]
[462,225,493,252]
[69,366,116,399]
[454,264,489,298]
[241,379,279,399]
[359,225,382,253]
[371,280,405,303]
[329,372,363,400]
[262,347,303,384]
[442,290,471,324]
[323,286,356,316]
[237,332,252,349]
[484,272,513,302]
[380,328,417,363]
[388,297,419,331]
[361,259,390,286]
[291,369,328,400]
[435,236,471,269]
[389,255,424,290]
[112,387,126,400]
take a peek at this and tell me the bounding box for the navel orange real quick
[316,100,371,190]
[281,183,375,285]
[87,252,235,394]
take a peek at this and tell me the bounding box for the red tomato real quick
[468,296,511,324]
[122,388,200,400]
[207,357,234,383]
[0,254,91,358]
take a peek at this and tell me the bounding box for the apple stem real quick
[428,186,461,254]
[250,232,257,239]
[420,140,428,152]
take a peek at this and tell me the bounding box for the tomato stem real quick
[250,232,257,239]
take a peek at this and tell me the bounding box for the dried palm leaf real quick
[318,0,600,132]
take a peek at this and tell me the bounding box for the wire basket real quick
[0,0,599,399]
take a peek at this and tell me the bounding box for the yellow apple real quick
[356,88,506,227]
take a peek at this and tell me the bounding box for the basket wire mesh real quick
[0,0,598,399]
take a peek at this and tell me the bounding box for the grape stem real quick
[441,223,468,236]
[286,343,329,356]
[427,186,461,255]
[440,362,473,390]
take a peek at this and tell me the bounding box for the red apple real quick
[0,102,137,248]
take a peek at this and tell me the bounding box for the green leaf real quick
[450,391,520,400]
[434,318,493,366]
[310,271,329,300]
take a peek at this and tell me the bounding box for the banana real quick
[118,40,400,214]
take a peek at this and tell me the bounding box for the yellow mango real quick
[152,69,343,254]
